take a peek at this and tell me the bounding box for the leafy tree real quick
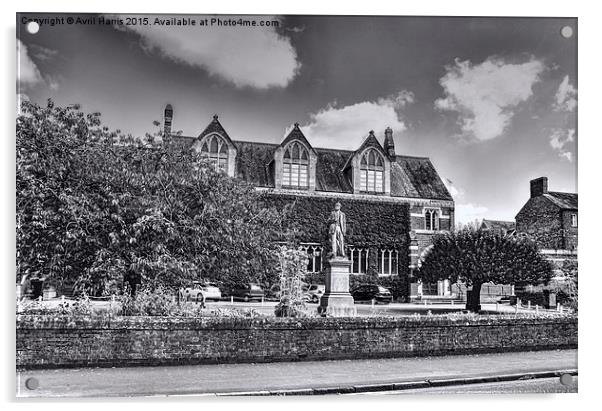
[17,100,285,296]
[416,227,554,312]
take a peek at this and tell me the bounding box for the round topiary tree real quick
[416,227,554,312]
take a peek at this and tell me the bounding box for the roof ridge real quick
[395,154,431,160]
[232,139,279,147]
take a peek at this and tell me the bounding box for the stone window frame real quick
[300,243,323,273]
[199,133,229,173]
[571,213,577,227]
[424,207,441,231]
[359,148,385,193]
[282,141,310,189]
[347,246,369,274]
[378,249,399,276]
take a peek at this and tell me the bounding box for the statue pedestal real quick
[318,257,356,317]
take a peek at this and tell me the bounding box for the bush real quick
[120,285,182,316]
[275,246,308,317]
[17,294,95,316]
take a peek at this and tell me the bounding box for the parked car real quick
[351,284,393,304]
[179,281,222,303]
[497,295,518,305]
[200,282,222,302]
[230,283,265,302]
[267,284,281,300]
[179,282,206,303]
[306,284,325,303]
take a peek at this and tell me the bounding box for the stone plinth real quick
[318,257,357,317]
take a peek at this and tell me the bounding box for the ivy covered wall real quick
[261,193,412,298]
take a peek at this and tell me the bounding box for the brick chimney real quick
[384,127,395,158]
[530,177,548,198]
[163,104,173,137]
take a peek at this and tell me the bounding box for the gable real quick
[280,123,317,155]
[198,115,237,149]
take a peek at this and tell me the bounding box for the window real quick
[200,134,228,172]
[424,209,439,231]
[378,249,398,275]
[283,142,309,188]
[347,247,368,274]
[304,245,323,273]
[571,214,577,227]
[360,149,384,193]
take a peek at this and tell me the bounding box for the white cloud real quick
[549,128,575,162]
[17,39,43,87]
[115,15,300,89]
[554,75,577,112]
[455,203,489,226]
[435,57,545,141]
[291,90,413,149]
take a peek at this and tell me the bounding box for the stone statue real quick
[328,202,346,257]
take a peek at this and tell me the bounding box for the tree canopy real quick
[17,100,285,296]
[416,227,554,311]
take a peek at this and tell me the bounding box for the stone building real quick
[165,106,454,299]
[515,177,577,268]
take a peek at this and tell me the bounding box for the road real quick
[16,349,577,397]
[357,377,578,394]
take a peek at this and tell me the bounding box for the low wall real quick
[16,315,578,369]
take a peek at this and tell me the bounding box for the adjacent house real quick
[164,105,455,300]
[515,177,577,268]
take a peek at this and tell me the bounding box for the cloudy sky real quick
[17,14,577,224]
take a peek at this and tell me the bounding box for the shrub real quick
[120,285,180,316]
[275,246,308,317]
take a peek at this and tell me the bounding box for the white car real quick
[179,282,222,303]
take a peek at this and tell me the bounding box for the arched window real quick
[378,249,399,275]
[283,142,309,188]
[360,149,384,193]
[424,209,439,231]
[200,134,228,172]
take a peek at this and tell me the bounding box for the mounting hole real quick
[559,373,574,386]
[25,377,39,390]
[561,26,573,39]
[26,21,40,34]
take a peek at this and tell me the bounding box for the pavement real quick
[16,349,577,398]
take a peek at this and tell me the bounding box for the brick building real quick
[515,177,577,268]
[165,106,454,299]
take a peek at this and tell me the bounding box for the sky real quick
[16,14,577,224]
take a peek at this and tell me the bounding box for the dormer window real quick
[200,134,228,172]
[360,149,384,193]
[283,142,309,188]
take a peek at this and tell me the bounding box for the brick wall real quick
[516,196,564,249]
[16,315,577,369]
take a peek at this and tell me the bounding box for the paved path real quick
[17,349,577,397]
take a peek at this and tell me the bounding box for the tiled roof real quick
[394,156,452,200]
[170,121,453,201]
[481,219,516,231]
[232,141,452,200]
[544,192,578,210]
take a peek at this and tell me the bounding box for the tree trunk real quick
[466,282,482,312]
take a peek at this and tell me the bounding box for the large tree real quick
[416,227,554,312]
[17,100,284,295]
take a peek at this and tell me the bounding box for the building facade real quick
[166,106,454,299]
[515,177,578,269]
